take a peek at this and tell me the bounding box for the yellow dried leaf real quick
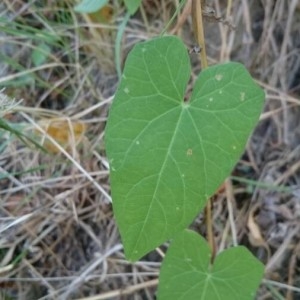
[37,118,86,154]
[88,5,114,24]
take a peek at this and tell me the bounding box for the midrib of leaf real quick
[130,107,186,254]
[127,79,243,255]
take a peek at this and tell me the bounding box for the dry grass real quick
[0,0,300,299]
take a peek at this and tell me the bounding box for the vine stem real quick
[192,0,208,69]
[205,197,216,262]
[192,0,214,260]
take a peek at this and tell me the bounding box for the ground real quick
[0,0,300,299]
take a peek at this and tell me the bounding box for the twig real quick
[192,0,208,68]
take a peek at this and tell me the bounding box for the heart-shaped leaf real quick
[105,36,264,261]
[158,230,264,300]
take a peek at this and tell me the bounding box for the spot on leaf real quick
[240,92,246,101]
[215,74,223,81]
[186,149,193,156]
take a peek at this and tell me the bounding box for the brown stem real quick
[192,0,208,68]
[205,197,216,263]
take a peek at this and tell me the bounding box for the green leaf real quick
[124,0,142,14]
[158,230,265,300]
[105,36,264,261]
[32,42,51,66]
[74,0,108,13]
